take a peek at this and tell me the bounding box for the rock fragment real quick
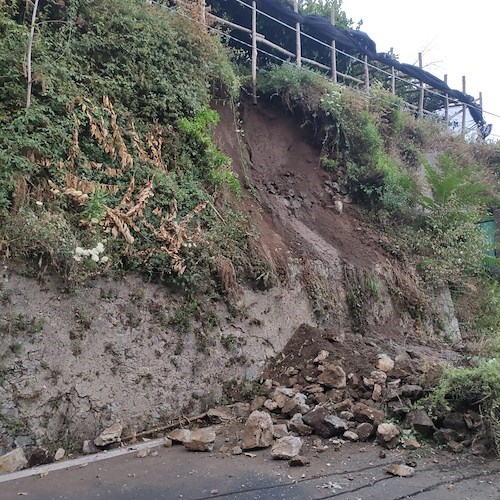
[289,455,310,467]
[377,423,400,449]
[352,403,385,424]
[168,429,192,444]
[0,448,28,475]
[303,406,347,438]
[183,428,216,452]
[403,410,435,436]
[94,422,123,447]
[376,354,395,373]
[271,436,303,460]
[317,364,346,389]
[82,440,98,455]
[54,448,65,461]
[241,411,274,450]
[288,413,313,436]
[385,463,414,477]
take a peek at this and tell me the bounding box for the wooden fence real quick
[174,0,482,134]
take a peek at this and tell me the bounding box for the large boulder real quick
[0,448,28,475]
[303,406,348,438]
[241,411,274,450]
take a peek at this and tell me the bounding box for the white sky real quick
[343,0,500,139]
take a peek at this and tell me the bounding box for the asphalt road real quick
[1,440,499,500]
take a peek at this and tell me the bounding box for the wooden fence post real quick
[418,52,424,118]
[390,47,395,94]
[293,0,301,67]
[200,0,206,25]
[364,55,369,91]
[251,0,257,105]
[462,76,467,134]
[444,74,449,125]
[330,6,337,83]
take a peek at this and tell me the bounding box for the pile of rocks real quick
[229,349,485,459]
[0,349,487,475]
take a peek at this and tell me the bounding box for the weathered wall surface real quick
[0,267,316,453]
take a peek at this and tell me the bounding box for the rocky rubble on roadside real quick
[0,348,491,474]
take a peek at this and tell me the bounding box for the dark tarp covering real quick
[218,0,491,137]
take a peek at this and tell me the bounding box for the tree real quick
[298,0,359,30]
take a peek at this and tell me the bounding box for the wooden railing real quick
[169,0,483,134]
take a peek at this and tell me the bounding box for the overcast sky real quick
[343,0,500,140]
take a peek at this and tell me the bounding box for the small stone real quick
[303,384,324,394]
[317,364,346,389]
[151,451,159,457]
[333,399,352,412]
[183,428,216,452]
[273,424,289,439]
[356,422,374,442]
[136,448,150,458]
[54,448,65,461]
[376,354,395,373]
[241,411,274,450]
[163,438,173,448]
[282,393,310,415]
[372,384,382,401]
[376,423,400,449]
[448,440,464,453]
[231,446,243,455]
[82,440,98,455]
[168,429,192,444]
[289,455,310,467]
[340,411,354,421]
[274,387,296,398]
[403,410,435,437]
[288,413,313,436]
[353,403,385,424]
[347,373,359,387]
[250,396,267,412]
[262,379,273,391]
[94,422,123,447]
[379,450,386,459]
[370,370,387,386]
[433,428,461,445]
[403,437,421,450]
[0,448,28,474]
[314,350,330,363]
[271,436,303,460]
[343,431,359,442]
[211,489,219,495]
[385,464,414,477]
[399,384,423,398]
[207,407,233,424]
[264,399,279,411]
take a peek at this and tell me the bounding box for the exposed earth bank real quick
[0,97,487,467]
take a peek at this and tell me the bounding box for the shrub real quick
[430,359,500,455]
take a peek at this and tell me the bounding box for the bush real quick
[430,359,500,455]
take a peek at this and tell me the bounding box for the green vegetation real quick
[430,359,500,455]
[0,0,267,295]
